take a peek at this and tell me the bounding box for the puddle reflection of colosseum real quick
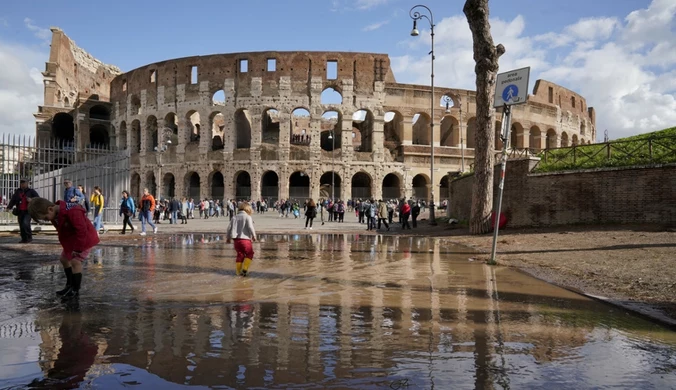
[36,29,595,202]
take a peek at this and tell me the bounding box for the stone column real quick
[279,167,290,200]
[224,170,235,200]
[402,117,413,146]
[372,116,384,163]
[250,166,261,201]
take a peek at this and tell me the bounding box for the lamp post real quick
[155,134,172,201]
[328,130,335,200]
[410,4,437,225]
[443,95,465,173]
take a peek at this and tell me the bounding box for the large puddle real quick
[1,234,675,389]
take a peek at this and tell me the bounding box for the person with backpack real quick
[77,185,90,215]
[90,186,107,234]
[119,190,135,234]
[6,179,39,243]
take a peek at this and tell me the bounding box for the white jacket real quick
[226,211,256,241]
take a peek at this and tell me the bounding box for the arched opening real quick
[320,171,342,200]
[412,113,431,145]
[511,122,524,149]
[63,96,70,108]
[52,113,74,145]
[384,111,403,146]
[131,120,141,153]
[321,111,341,151]
[351,172,372,200]
[289,171,310,199]
[186,172,201,199]
[211,171,224,199]
[186,111,201,144]
[162,173,175,199]
[351,109,373,152]
[235,109,251,149]
[262,108,280,145]
[580,122,586,136]
[146,116,158,151]
[210,112,225,151]
[440,115,459,147]
[382,173,402,200]
[130,95,141,116]
[529,126,542,152]
[439,175,450,202]
[164,113,178,136]
[291,108,311,145]
[131,173,141,200]
[146,172,157,198]
[89,124,110,147]
[561,132,569,147]
[235,171,251,200]
[212,90,226,106]
[261,171,279,202]
[119,121,128,149]
[321,87,342,105]
[89,105,110,121]
[412,174,429,200]
[572,134,579,146]
[440,94,457,111]
[546,129,557,149]
[495,120,504,150]
[466,117,476,149]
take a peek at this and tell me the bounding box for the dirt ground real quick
[415,222,676,322]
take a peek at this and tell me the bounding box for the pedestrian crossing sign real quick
[494,67,530,107]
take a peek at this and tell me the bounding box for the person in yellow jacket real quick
[90,186,107,234]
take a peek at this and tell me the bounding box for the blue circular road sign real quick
[502,84,518,102]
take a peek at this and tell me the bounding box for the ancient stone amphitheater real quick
[36,28,596,203]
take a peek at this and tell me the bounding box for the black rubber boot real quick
[56,267,73,296]
[61,273,82,301]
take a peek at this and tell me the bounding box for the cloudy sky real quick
[0,0,674,140]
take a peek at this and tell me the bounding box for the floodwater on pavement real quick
[1,234,675,389]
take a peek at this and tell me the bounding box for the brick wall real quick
[449,158,676,226]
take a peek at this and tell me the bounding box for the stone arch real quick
[321,110,342,151]
[89,105,110,121]
[210,171,224,199]
[439,175,450,202]
[290,107,311,144]
[440,115,459,147]
[52,113,74,145]
[262,108,280,145]
[529,125,542,152]
[131,119,141,152]
[185,172,201,199]
[130,95,141,116]
[320,171,342,199]
[261,171,279,202]
[186,110,201,144]
[412,112,431,145]
[145,171,157,198]
[164,113,178,135]
[466,117,476,149]
[580,122,586,136]
[321,87,342,105]
[289,171,310,200]
[572,134,579,146]
[351,171,372,200]
[63,96,70,108]
[561,132,569,147]
[162,172,175,199]
[119,121,127,149]
[212,89,226,106]
[234,171,251,200]
[440,93,459,111]
[412,174,429,200]
[89,124,109,147]
[384,111,404,144]
[382,173,403,200]
[210,111,225,150]
[130,172,141,200]
[351,109,374,152]
[511,122,525,149]
[235,108,252,149]
[146,115,158,151]
[546,129,557,149]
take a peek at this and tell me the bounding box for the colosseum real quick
[35,28,596,203]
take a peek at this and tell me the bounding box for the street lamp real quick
[155,135,172,201]
[410,4,437,225]
[328,131,335,200]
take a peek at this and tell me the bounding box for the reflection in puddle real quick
[1,234,675,388]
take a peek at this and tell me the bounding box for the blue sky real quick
[1,0,675,139]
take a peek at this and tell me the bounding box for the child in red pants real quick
[28,197,100,300]
[226,202,257,276]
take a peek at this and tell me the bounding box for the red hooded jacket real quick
[52,201,100,253]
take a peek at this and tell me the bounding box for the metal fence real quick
[1,134,130,225]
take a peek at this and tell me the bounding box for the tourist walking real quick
[401,201,412,229]
[411,201,421,228]
[226,202,257,277]
[63,180,84,209]
[119,191,135,234]
[90,186,107,234]
[6,179,39,243]
[377,199,390,231]
[78,185,90,215]
[305,199,317,229]
[139,188,157,236]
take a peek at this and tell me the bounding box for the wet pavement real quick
[1,234,675,389]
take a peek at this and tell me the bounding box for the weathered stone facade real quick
[36,29,596,202]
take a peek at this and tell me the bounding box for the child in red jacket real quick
[28,197,100,300]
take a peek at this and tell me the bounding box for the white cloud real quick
[392,0,676,140]
[362,20,389,32]
[355,0,390,10]
[331,0,391,12]
[0,40,46,138]
[23,18,50,44]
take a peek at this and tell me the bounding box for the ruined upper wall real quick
[110,51,395,107]
[531,80,594,124]
[42,28,121,108]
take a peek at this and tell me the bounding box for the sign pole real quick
[489,104,512,265]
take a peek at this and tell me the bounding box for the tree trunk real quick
[464,0,505,235]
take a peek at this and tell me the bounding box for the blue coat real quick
[119,197,136,216]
